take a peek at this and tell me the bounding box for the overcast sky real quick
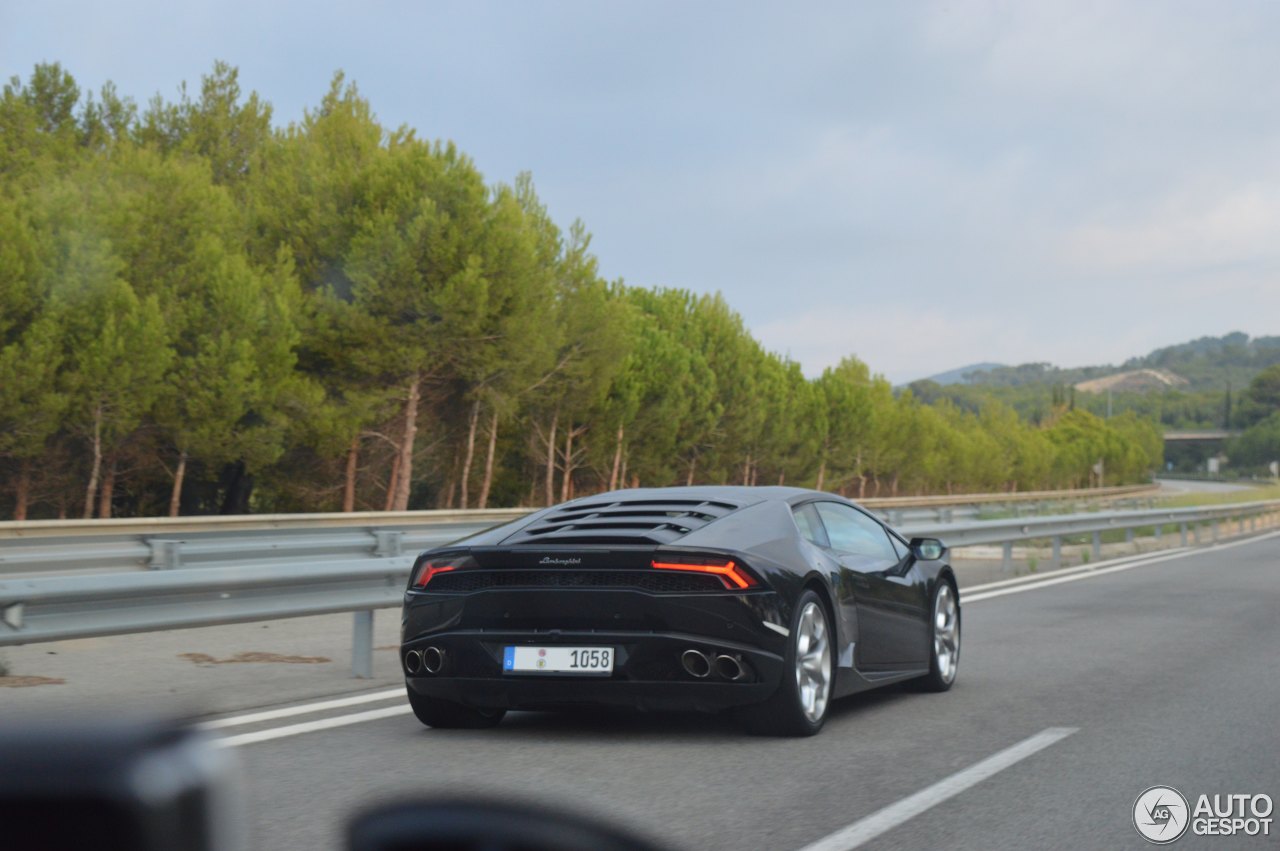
[7,1,1280,383]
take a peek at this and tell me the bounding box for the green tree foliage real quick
[0,62,1168,519]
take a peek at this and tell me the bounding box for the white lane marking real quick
[199,687,404,730]
[961,548,1189,595]
[795,727,1078,851]
[963,529,1280,604]
[215,705,412,747]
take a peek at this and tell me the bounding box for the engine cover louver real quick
[501,498,741,545]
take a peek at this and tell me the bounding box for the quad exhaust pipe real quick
[681,648,750,681]
[421,646,446,675]
[680,649,711,678]
[404,646,446,675]
[404,649,422,674]
[714,654,747,682]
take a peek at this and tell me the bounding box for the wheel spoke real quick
[931,585,959,684]
[793,601,830,724]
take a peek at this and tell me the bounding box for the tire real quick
[737,589,834,737]
[914,580,960,693]
[406,685,506,729]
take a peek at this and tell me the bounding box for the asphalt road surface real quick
[5,532,1278,850]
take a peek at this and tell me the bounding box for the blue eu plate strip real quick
[503,646,515,671]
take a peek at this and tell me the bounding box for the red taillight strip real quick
[413,564,456,588]
[651,559,756,590]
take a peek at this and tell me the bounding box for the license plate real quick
[503,646,614,675]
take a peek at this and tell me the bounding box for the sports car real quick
[400,486,959,736]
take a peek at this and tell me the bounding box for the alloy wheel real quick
[933,583,960,684]
[794,601,831,723]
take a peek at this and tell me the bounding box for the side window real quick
[792,503,830,548]
[814,502,897,562]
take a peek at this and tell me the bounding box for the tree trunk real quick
[815,457,826,491]
[83,403,103,519]
[98,456,116,519]
[890,472,900,497]
[478,410,499,509]
[460,399,480,509]
[619,453,628,491]
[384,450,401,512]
[686,456,696,486]
[543,409,558,506]
[14,459,31,521]
[342,437,358,512]
[608,423,624,491]
[560,427,574,503]
[392,374,420,511]
[168,450,188,518]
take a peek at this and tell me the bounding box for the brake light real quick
[412,560,458,588]
[651,558,757,590]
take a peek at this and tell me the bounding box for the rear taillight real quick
[411,555,476,588]
[651,556,758,590]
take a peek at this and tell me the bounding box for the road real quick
[4,532,1278,849]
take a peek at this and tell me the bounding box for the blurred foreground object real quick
[348,797,671,851]
[0,719,244,851]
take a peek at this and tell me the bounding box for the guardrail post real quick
[374,530,404,558]
[1180,522,1188,547]
[1192,523,1200,545]
[1211,520,1219,543]
[352,610,374,678]
[1051,536,1061,570]
[1001,541,1012,574]
[147,540,182,570]
[1154,524,1162,543]
[1124,527,1134,544]
[1091,530,1102,561]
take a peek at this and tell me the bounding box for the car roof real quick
[562,485,832,508]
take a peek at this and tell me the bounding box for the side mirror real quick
[909,537,946,561]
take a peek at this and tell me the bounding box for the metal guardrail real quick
[0,484,1157,542]
[0,486,1161,576]
[2,497,1274,678]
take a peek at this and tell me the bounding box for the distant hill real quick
[959,333,1280,393]
[920,362,1005,386]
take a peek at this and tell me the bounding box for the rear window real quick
[792,503,829,548]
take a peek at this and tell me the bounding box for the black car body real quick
[400,486,959,735]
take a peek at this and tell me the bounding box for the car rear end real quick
[401,496,792,713]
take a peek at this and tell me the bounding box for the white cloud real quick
[1060,178,1280,275]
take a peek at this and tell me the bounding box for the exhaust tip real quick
[404,649,422,674]
[714,654,747,682]
[421,646,446,675]
[680,649,711,679]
